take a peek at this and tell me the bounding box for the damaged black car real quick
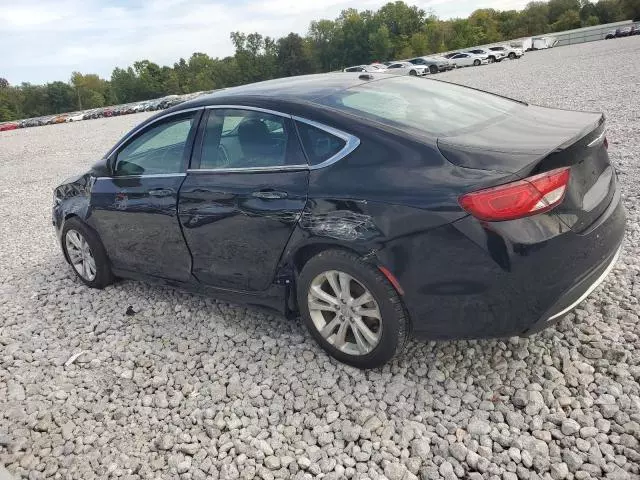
[53,73,625,368]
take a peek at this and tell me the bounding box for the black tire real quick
[508,52,516,59]
[61,217,113,289]
[473,59,480,66]
[409,70,417,76]
[488,56,495,63]
[297,249,409,369]
[429,65,438,74]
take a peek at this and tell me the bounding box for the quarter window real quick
[114,114,195,176]
[199,109,291,169]
[296,122,346,166]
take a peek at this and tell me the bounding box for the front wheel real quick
[409,70,417,76]
[297,250,408,369]
[488,56,495,63]
[429,65,438,74]
[61,217,113,289]
[473,59,480,66]
[508,52,516,59]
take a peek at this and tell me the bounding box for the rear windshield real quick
[315,76,523,136]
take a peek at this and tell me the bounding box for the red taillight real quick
[459,167,571,222]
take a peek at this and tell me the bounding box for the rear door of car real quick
[89,109,202,281]
[177,107,309,291]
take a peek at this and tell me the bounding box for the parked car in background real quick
[442,52,458,59]
[467,48,505,63]
[449,52,488,67]
[0,122,18,131]
[616,26,632,37]
[488,45,523,59]
[343,65,383,73]
[382,61,428,76]
[53,73,625,368]
[67,113,85,122]
[368,64,388,70]
[407,56,451,74]
[631,24,640,35]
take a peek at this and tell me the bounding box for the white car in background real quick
[488,45,524,60]
[448,53,489,67]
[382,61,428,76]
[467,48,505,63]
[66,113,85,122]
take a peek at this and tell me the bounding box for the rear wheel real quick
[488,56,495,63]
[508,52,516,59]
[429,65,438,74]
[473,59,481,66]
[61,217,113,289]
[297,249,408,369]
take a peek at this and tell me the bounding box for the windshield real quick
[316,76,524,136]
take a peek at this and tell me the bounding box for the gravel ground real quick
[1,38,639,480]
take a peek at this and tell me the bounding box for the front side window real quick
[198,109,290,169]
[114,114,195,176]
[296,122,346,166]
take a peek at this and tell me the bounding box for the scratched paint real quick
[300,211,378,241]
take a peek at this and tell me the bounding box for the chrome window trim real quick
[106,104,360,174]
[204,105,292,118]
[95,173,187,180]
[187,165,308,174]
[108,107,204,158]
[292,116,361,170]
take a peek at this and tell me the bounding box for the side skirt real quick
[111,268,288,314]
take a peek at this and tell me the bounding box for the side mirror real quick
[91,158,111,177]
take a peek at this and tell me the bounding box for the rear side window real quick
[316,76,523,136]
[296,122,346,166]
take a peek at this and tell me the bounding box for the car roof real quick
[174,73,374,109]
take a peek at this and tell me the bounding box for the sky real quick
[0,0,530,85]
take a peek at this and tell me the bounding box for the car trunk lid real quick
[438,105,614,233]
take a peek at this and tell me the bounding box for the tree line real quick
[1,0,637,122]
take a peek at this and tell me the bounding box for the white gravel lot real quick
[1,37,639,480]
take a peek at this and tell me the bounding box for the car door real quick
[178,107,309,291]
[451,54,469,67]
[89,110,201,281]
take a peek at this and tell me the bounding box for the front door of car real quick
[178,108,309,291]
[89,110,201,281]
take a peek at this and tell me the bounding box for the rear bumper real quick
[525,243,621,334]
[382,185,625,340]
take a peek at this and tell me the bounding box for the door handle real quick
[148,188,174,198]
[252,189,288,199]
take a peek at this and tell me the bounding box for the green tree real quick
[370,25,393,60]
[552,9,582,30]
[277,33,314,77]
[46,81,75,113]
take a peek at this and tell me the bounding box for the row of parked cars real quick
[605,24,640,39]
[343,44,525,76]
[0,91,213,132]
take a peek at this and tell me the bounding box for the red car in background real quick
[0,122,18,131]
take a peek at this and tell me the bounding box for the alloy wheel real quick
[65,229,97,281]
[307,270,382,356]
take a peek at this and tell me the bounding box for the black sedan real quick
[53,73,625,368]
